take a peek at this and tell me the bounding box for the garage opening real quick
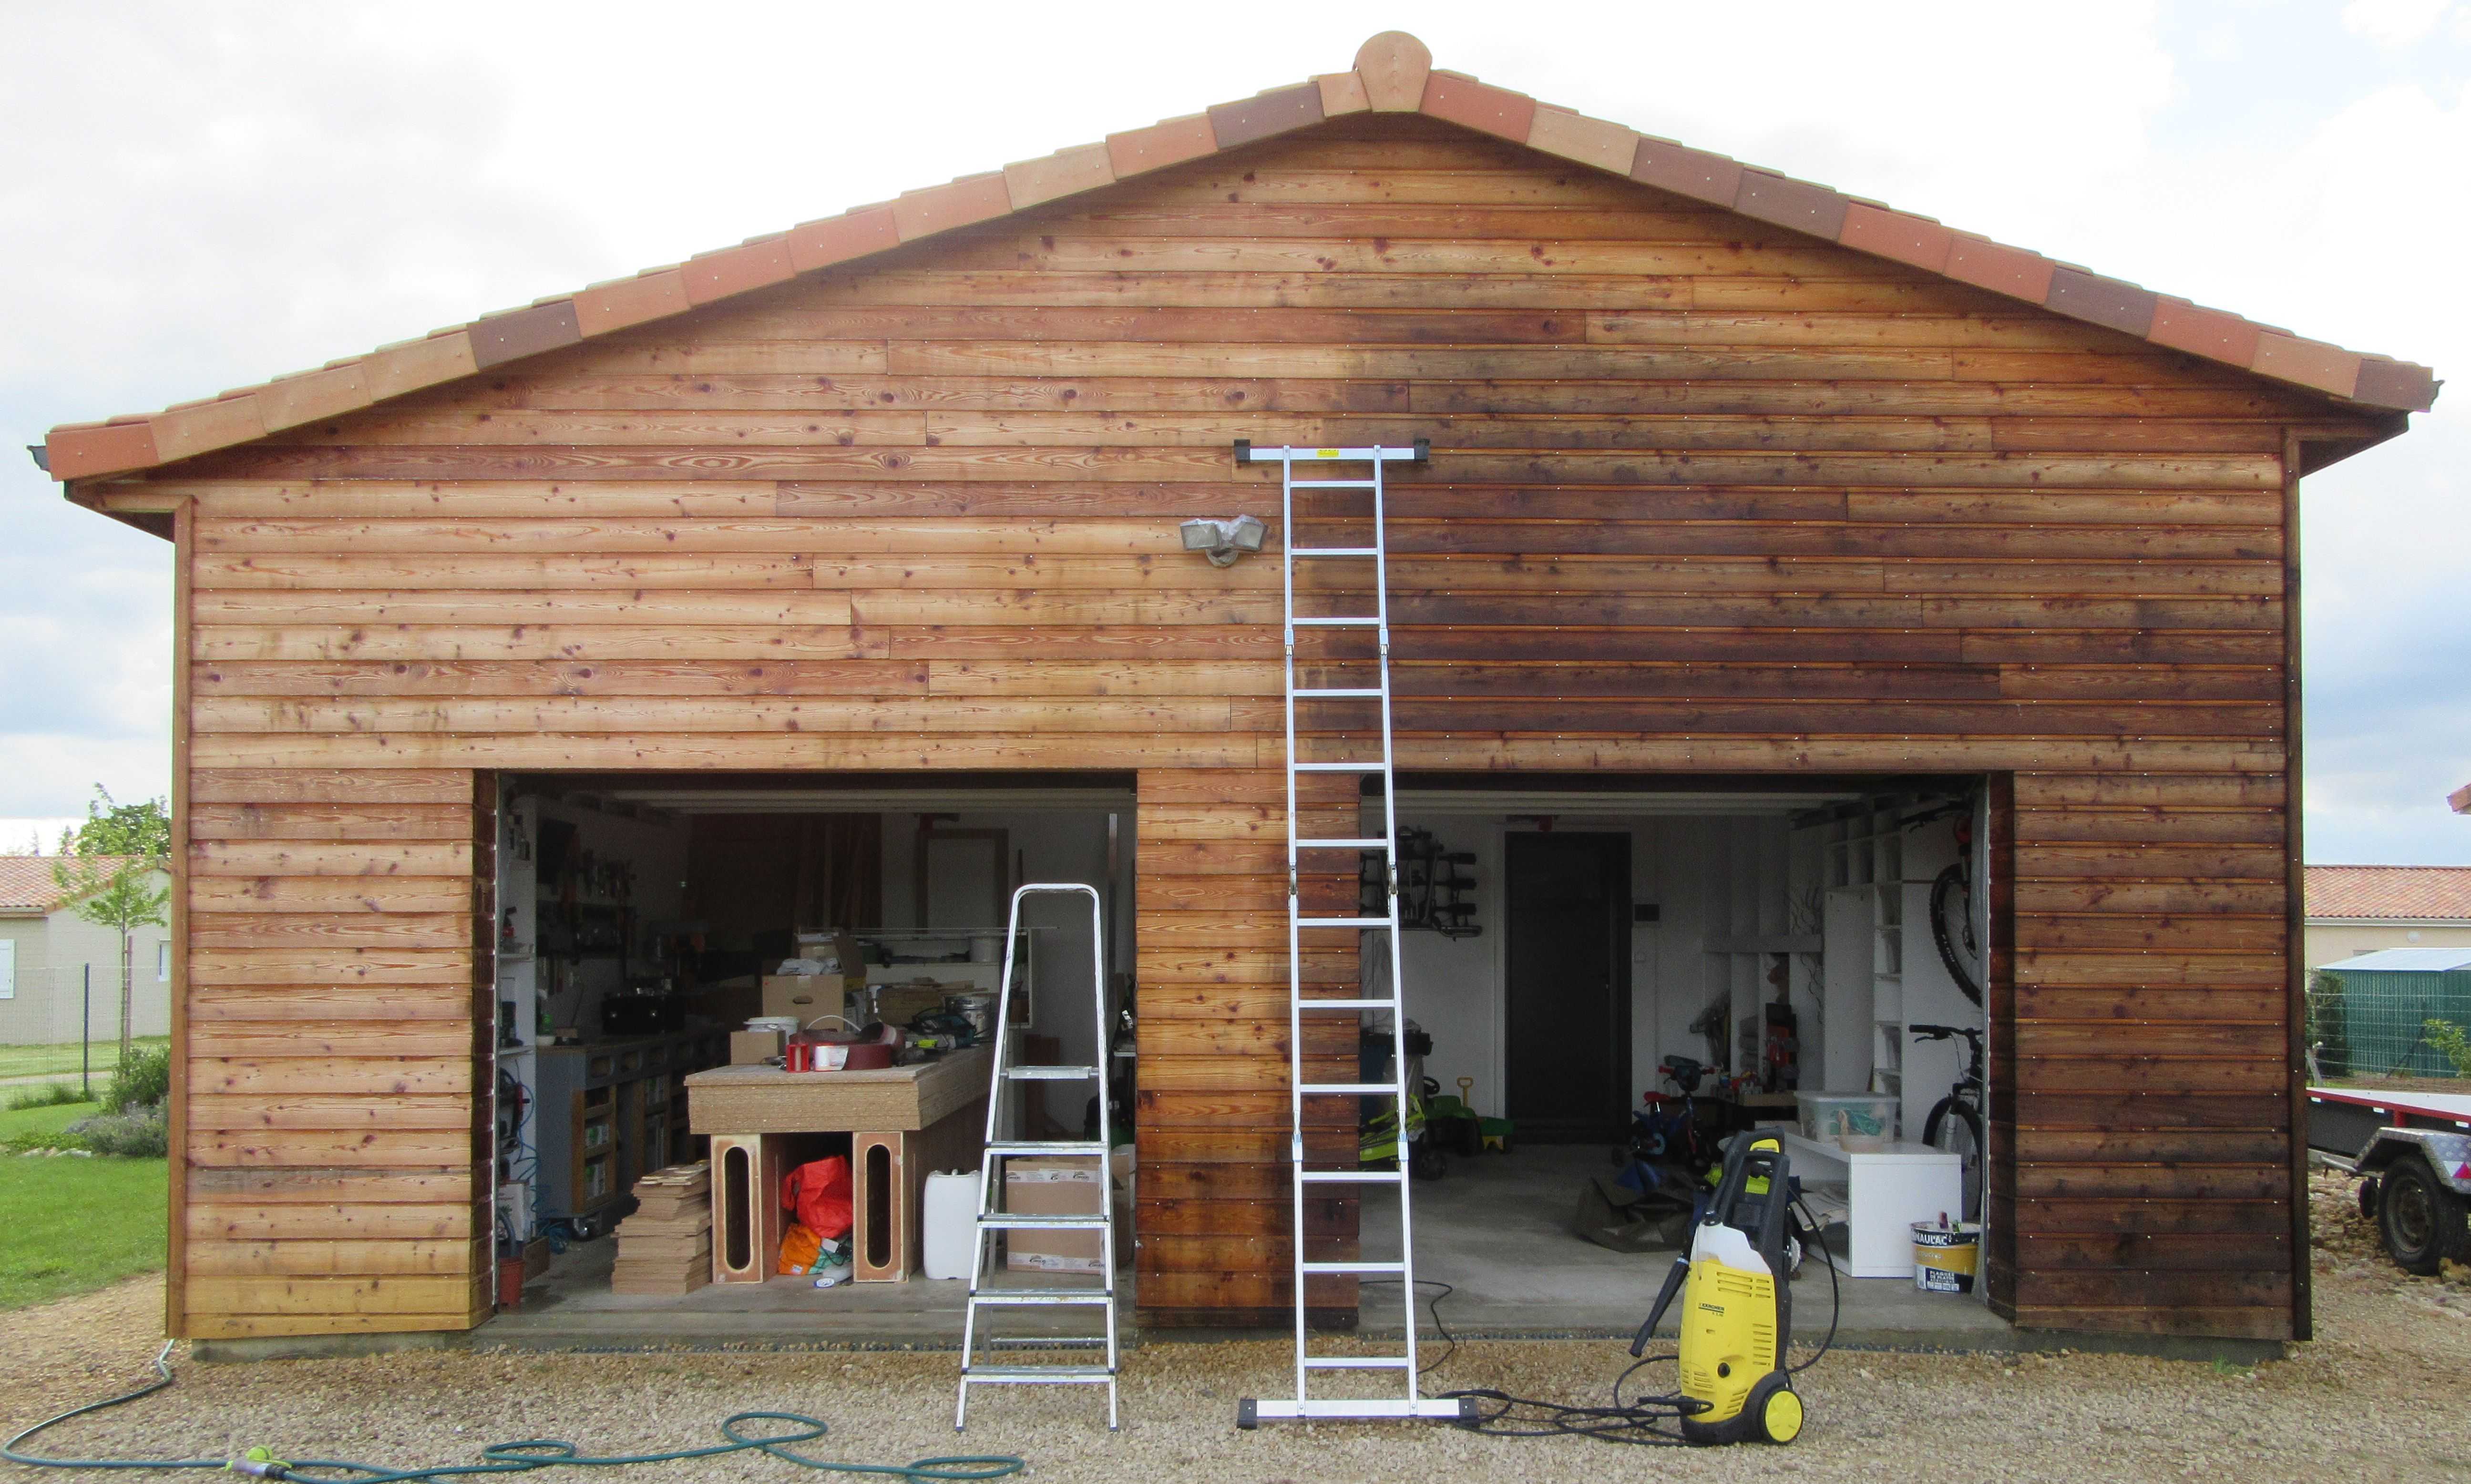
[1351,774,2003,1341]
[483,771,1133,1332]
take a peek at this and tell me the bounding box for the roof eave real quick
[39,30,2444,485]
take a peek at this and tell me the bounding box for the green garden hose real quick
[5,1342,1026,1483]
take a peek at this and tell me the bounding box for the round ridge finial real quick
[1354,31,1433,112]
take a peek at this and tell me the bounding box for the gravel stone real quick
[4,1174,2463,1482]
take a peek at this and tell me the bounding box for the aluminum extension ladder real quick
[955,882,1119,1431]
[1234,442,1467,1426]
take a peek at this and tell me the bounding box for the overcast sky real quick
[1,0,2463,862]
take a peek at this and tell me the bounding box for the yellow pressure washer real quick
[1630,1131,1805,1444]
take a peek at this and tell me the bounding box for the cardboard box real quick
[730,1028,787,1066]
[791,931,863,977]
[868,980,963,1028]
[1004,1156,1105,1274]
[761,973,849,1023]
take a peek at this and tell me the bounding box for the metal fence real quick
[0,961,155,1096]
[2307,966,2471,1081]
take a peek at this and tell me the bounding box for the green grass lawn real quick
[0,1036,169,1083]
[0,1098,168,1309]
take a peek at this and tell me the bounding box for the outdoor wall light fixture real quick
[1180,514,1267,567]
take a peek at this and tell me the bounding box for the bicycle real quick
[1908,1023,1986,1224]
[1928,815,1984,1009]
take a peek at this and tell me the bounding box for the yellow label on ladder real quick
[1314,448,1342,457]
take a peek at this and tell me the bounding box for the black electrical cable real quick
[1358,1277,1457,1376]
[1428,1192,1844,1446]
[4,1341,1026,1483]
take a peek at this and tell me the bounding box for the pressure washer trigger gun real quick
[228,1448,297,1481]
[1630,1252,1692,1357]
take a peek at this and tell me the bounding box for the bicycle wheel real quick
[1929,863,1984,1008]
[1922,1097,1986,1225]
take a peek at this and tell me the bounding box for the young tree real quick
[52,786,172,1064]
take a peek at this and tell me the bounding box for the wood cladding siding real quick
[124,115,2379,1341]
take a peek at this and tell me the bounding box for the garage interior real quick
[478,768,1999,1347]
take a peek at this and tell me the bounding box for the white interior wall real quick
[1393,810,1818,1123]
[881,808,1130,1070]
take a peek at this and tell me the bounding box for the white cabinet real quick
[1782,1132,1962,1279]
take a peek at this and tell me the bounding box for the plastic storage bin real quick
[1795,1091,1899,1146]
[921,1170,979,1280]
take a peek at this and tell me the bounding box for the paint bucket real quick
[1912,1221,1981,1293]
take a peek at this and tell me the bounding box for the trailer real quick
[2309,1086,2471,1274]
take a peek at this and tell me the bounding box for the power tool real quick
[1630,1131,1804,1445]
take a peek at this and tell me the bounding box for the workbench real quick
[686,1048,990,1283]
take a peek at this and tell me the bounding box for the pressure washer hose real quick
[4,1341,1026,1483]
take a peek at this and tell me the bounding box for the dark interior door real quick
[1505,831,1631,1143]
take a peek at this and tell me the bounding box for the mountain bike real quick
[1908,1023,1986,1224]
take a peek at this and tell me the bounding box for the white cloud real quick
[1,0,2464,861]
[2342,0,2458,45]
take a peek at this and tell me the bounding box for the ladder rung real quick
[960,1365,1115,1382]
[1300,1260,1406,1274]
[1292,762,1387,773]
[1292,687,1383,698]
[1290,616,1383,628]
[1295,918,1394,929]
[1299,1083,1397,1096]
[968,1290,1113,1305]
[1300,1170,1403,1184]
[1290,479,1379,489]
[1294,838,1388,849]
[984,1140,1107,1156]
[1299,998,1399,1010]
[1290,545,1380,556]
[1302,1357,1415,1370]
[1002,1065,1098,1081]
[978,1214,1111,1229]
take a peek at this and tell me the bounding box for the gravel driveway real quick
[6,1174,2466,1483]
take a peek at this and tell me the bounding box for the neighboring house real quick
[0,856,174,1045]
[38,32,2441,1348]
[2306,866,2471,970]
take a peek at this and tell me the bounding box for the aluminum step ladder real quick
[1233,442,1469,1426]
[955,882,1119,1432]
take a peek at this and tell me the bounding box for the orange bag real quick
[777,1221,822,1276]
[780,1156,854,1242]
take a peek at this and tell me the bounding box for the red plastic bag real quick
[780,1156,853,1242]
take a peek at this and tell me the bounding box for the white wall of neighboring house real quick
[2305,921,2471,972]
[0,870,174,1046]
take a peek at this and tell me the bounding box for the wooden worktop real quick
[685,1046,992,1134]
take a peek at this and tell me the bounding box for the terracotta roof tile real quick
[1204,82,1324,151]
[468,300,581,370]
[1837,203,1955,273]
[1945,235,2057,301]
[1734,169,1850,238]
[2307,866,2471,921]
[683,237,796,306]
[573,268,692,337]
[1106,114,1220,178]
[1526,105,1639,175]
[786,207,900,273]
[42,30,2442,486]
[1354,30,1430,112]
[1003,143,1117,212]
[891,173,1014,242]
[2149,298,2262,365]
[0,856,151,914]
[1420,72,1536,142]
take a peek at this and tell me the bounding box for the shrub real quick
[2306,971,2349,1080]
[2426,1018,2471,1079]
[5,1081,91,1111]
[64,1107,168,1158]
[104,1045,171,1114]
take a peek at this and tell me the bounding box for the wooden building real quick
[41,33,2438,1347]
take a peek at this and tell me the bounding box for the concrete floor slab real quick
[479,1143,2020,1355]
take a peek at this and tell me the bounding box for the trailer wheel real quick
[2377,1156,2468,1275]
[2358,1177,2379,1223]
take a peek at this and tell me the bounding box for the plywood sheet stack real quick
[611,1162,712,1296]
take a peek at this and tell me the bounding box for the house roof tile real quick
[41,29,2442,486]
[0,856,150,914]
[2306,865,2471,922]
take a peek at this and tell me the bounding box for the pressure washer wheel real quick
[1745,1373,1804,1444]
